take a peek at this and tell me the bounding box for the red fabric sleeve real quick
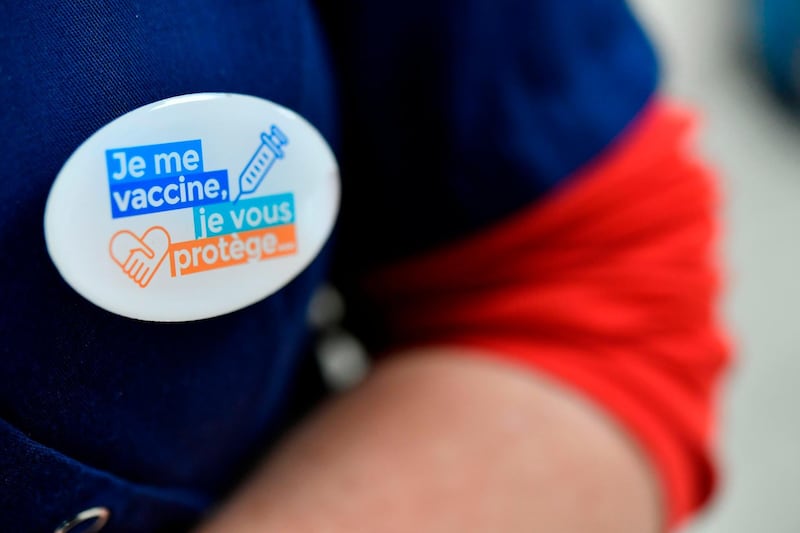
[363,99,731,529]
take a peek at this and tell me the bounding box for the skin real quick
[196,347,663,533]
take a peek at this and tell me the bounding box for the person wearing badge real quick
[0,1,728,532]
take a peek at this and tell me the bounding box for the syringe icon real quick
[232,125,289,203]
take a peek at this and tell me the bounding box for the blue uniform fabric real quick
[326,0,658,265]
[0,1,657,531]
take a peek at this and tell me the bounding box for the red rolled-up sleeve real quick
[363,100,731,528]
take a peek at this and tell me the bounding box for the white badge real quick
[44,93,339,322]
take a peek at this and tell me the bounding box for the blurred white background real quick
[630,0,800,531]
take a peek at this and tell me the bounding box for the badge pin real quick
[44,93,339,321]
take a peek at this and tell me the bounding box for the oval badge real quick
[44,93,339,322]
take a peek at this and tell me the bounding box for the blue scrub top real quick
[0,1,657,530]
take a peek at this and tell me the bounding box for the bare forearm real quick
[196,348,662,533]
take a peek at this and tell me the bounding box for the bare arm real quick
[196,348,662,533]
